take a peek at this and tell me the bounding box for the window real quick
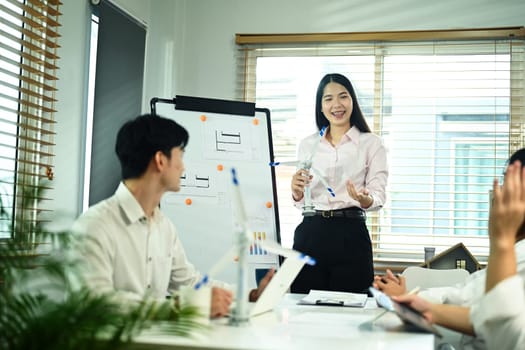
[235,28,525,267]
[0,0,62,240]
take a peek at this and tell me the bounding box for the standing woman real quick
[290,73,388,294]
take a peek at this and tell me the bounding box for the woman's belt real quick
[314,208,366,220]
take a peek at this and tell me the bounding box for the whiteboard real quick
[153,96,280,288]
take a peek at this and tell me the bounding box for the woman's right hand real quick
[291,169,311,201]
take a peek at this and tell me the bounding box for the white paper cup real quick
[178,285,211,325]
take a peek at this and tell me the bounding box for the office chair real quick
[402,266,470,291]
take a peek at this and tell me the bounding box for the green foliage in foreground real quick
[0,185,205,350]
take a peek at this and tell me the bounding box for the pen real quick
[407,286,420,295]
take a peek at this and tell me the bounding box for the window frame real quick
[235,27,525,272]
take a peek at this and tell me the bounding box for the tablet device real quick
[369,287,442,337]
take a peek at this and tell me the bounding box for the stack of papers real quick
[298,289,368,308]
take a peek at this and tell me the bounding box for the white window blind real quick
[235,28,525,270]
[0,0,62,241]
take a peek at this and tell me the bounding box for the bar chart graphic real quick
[250,231,268,256]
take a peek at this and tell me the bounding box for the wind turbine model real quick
[194,168,316,326]
[269,126,335,216]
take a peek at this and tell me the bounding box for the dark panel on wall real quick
[89,1,146,205]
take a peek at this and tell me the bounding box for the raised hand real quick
[489,160,525,248]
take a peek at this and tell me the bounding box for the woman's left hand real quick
[346,180,373,209]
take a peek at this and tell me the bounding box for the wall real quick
[50,0,90,223]
[110,0,150,20]
[172,0,525,100]
[143,0,186,110]
[52,0,524,219]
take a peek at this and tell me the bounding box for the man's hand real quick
[210,287,233,318]
[373,269,407,296]
[249,268,275,302]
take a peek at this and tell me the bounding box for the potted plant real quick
[0,182,203,350]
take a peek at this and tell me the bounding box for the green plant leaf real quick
[0,183,206,350]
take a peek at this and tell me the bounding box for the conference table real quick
[131,294,435,349]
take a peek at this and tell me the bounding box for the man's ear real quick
[153,151,166,171]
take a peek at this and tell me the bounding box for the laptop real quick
[230,256,305,318]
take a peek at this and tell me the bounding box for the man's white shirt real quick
[72,182,227,300]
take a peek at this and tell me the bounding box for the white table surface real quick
[131,293,435,350]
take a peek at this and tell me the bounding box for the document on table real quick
[298,289,368,307]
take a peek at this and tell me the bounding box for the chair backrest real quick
[402,266,470,291]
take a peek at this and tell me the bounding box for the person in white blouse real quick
[470,158,525,350]
[290,73,388,293]
[374,149,525,349]
[392,157,525,350]
[73,114,273,318]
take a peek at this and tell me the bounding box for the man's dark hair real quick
[115,114,189,179]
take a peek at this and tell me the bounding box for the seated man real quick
[394,158,525,350]
[73,114,273,318]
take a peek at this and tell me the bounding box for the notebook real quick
[231,256,305,318]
